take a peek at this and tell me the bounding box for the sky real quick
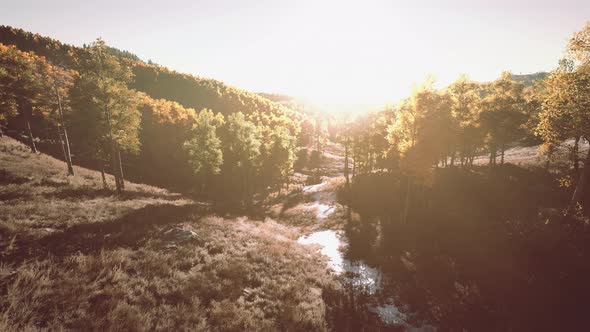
[1,0,589,111]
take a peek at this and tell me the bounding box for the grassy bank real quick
[0,137,345,331]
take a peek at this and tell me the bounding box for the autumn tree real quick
[71,38,140,193]
[536,60,586,171]
[539,22,590,216]
[479,72,526,166]
[448,75,484,166]
[43,62,77,175]
[0,46,18,137]
[0,43,52,152]
[388,81,453,222]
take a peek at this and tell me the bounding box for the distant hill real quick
[512,72,549,87]
[257,92,295,103]
[0,25,299,121]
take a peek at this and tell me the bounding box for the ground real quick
[0,137,342,331]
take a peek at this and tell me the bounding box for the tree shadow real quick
[0,169,30,185]
[3,203,205,264]
[43,187,184,201]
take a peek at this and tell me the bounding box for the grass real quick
[0,137,344,331]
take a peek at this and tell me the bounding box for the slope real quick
[0,136,340,331]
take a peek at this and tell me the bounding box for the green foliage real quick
[537,64,590,144]
[294,147,309,171]
[220,112,261,204]
[184,109,224,189]
[479,72,527,164]
[262,126,296,190]
[389,81,454,178]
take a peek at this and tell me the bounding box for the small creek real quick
[298,230,412,327]
[298,181,436,331]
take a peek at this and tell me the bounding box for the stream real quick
[297,181,436,331]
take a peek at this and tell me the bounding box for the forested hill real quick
[0,26,310,199]
[0,25,299,121]
[512,72,549,86]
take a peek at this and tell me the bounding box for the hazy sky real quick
[1,0,589,109]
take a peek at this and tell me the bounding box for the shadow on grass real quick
[3,203,205,264]
[0,169,29,185]
[43,187,184,201]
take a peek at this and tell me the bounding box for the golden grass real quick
[0,137,341,331]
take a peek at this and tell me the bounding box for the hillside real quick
[0,136,342,331]
[0,25,300,122]
[512,72,549,87]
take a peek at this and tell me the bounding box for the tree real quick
[294,148,309,172]
[479,72,526,166]
[538,22,590,216]
[387,80,453,223]
[313,117,329,154]
[72,38,140,193]
[0,47,18,137]
[262,126,296,193]
[0,43,79,174]
[43,62,77,175]
[390,81,453,175]
[448,75,484,166]
[536,60,588,172]
[309,150,322,175]
[220,112,261,205]
[0,43,52,152]
[183,109,224,194]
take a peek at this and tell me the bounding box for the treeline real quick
[0,30,308,205]
[343,73,543,175]
[342,23,590,217]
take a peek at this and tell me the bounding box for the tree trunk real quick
[352,154,356,179]
[500,142,505,165]
[545,144,555,170]
[111,140,123,194]
[489,142,497,167]
[116,144,125,190]
[402,176,412,224]
[58,128,68,168]
[565,148,590,217]
[25,118,37,153]
[104,105,123,194]
[23,101,37,153]
[101,164,108,190]
[573,136,580,173]
[54,85,74,176]
[344,140,350,189]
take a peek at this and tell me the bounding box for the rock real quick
[162,227,200,244]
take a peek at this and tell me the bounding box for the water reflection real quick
[298,230,407,326]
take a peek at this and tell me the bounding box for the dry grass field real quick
[0,137,342,331]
